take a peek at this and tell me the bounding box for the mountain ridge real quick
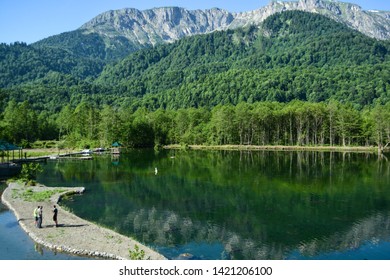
[80,7,235,45]
[80,0,390,43]
[233,0,390,40]
[33,0,390,62]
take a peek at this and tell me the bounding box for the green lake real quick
[36,149,390,260]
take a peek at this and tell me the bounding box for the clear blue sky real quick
[0,0,389,44]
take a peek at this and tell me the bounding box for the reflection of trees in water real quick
[41,151,390,259]
[47,156,133,185]
[124,207,390,259]
[172,150,389,193]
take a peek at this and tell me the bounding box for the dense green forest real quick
[32,28,145,61]
[0,99,389,152]
[0,42,104,88]
[0,11,390,150]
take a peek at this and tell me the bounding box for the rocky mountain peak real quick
[232,0,390,40]
[33,1,389,62]
[80,6,235,46]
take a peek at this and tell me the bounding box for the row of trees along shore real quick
[0,99,389,154]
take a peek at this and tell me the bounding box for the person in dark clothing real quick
[37,206,43,228]
[52,205,58,227]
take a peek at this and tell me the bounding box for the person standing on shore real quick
[52,205,58,227]
[33,206,39,227]
[37,206,43,228]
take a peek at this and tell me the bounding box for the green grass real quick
[12,187,67,202]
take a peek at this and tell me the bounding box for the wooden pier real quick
[51,156,93,161]
[12,151,93,164]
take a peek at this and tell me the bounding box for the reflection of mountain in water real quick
[124,207,278,259]
[124,207,390,259]
[297,211,390,258]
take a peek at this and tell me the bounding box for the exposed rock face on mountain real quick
[80,7,235,46]
[232,0,390,40]
[34,0,390,61]
[80,0,390,46]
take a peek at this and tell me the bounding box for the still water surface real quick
[32,149,390,260]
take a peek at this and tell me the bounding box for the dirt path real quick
[1,182,166,260]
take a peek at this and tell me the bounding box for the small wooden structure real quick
[0,140,23,178]
[110,142,122,155]
[0,140,23,162]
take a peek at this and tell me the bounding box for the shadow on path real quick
[43,224,89,228]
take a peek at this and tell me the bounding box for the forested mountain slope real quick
[0,42,104,88]
[96,11,390,109]
[0,11,389,112]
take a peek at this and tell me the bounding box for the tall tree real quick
[2,100,38,145]
[371,102,390,154]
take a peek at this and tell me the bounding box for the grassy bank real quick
[164,144,380,153]
[5,148,79,159]
[6,145,383,159]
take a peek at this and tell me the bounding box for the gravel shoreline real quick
[1,182,166,260]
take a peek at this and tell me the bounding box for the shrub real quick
[19,163,43,185]
[128,245,146,260]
